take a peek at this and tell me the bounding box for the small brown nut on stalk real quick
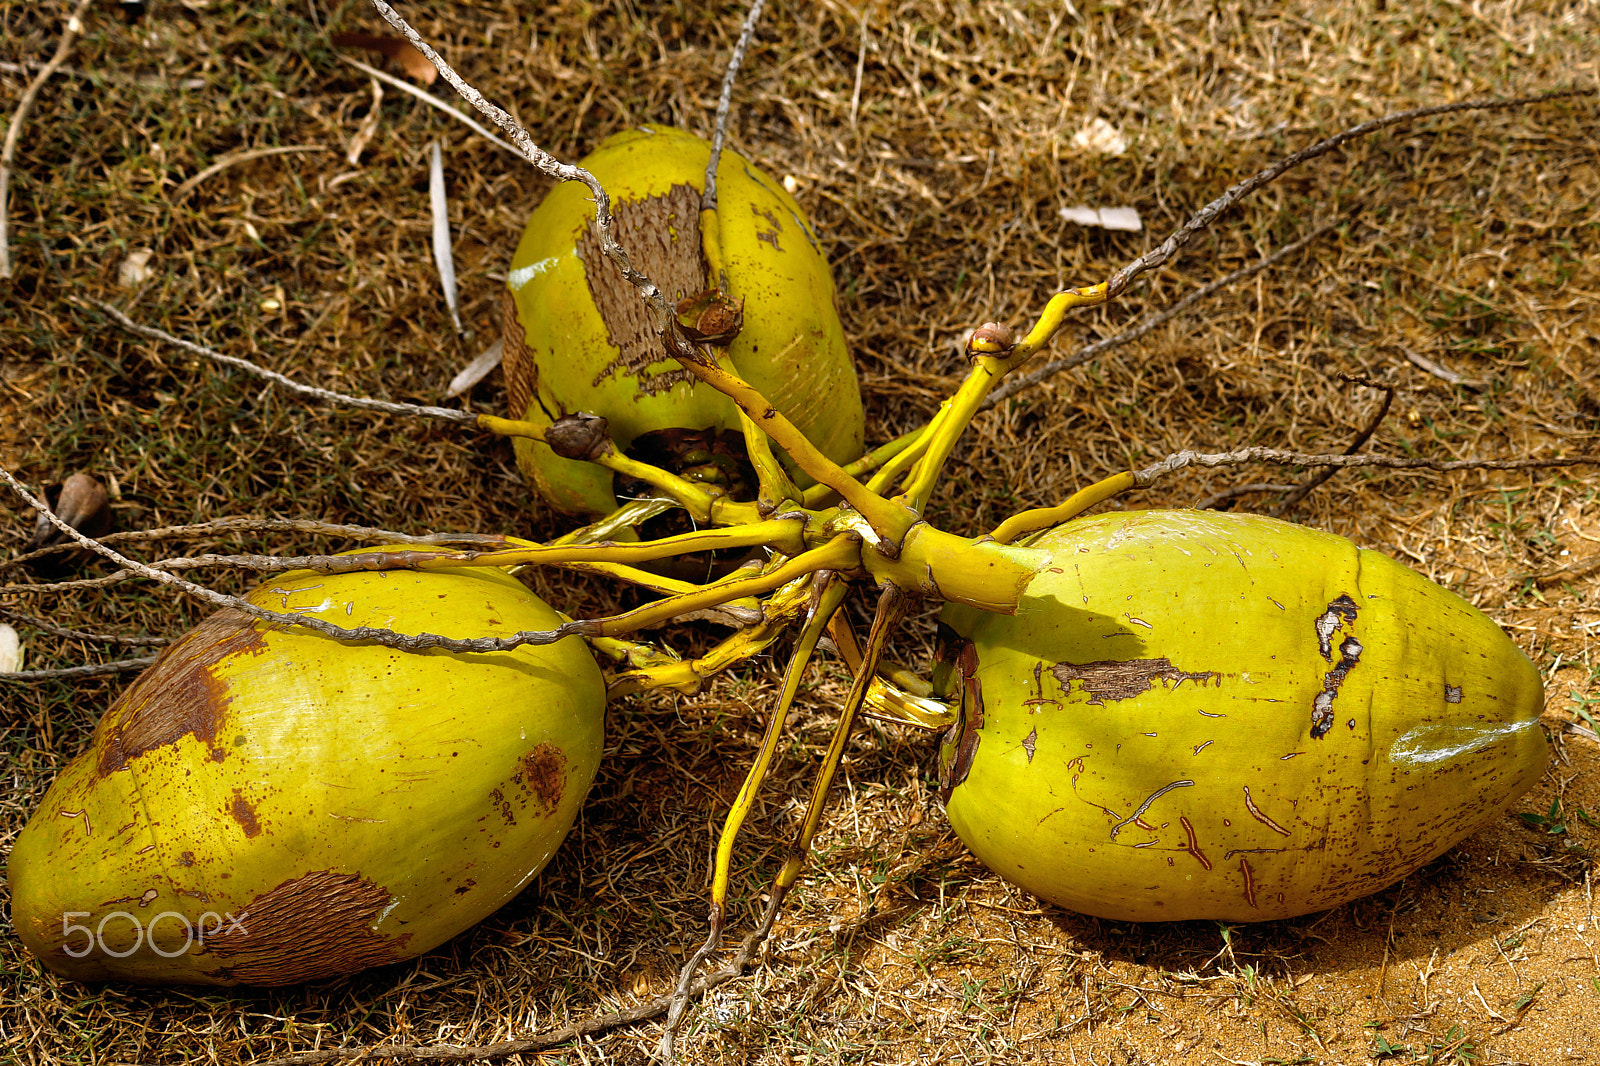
[966,322,1014,359]
[675,288,744,346]
[545,412,614,461]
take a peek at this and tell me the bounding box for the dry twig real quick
[83,299,479,424]
[1100,88,1597,300]
[0,466,592,654]
[1134,448,1600,486]
[336,54,520,157]
[1,657,159,682]
[987,215,1352,408]
[259,924,775,1066]
[0,0,92,278]
[1,516,506,572]
[366,0,680,344]
[0,605,169,646]
[702,0,767,212]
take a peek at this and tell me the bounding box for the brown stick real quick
[1101,88,1597,301]
[0,0,93,278]
[1269,378,1396,514]
[703,0,768,213]
[1,515,506,573]
[0,605,170,647]
[1,657,158,681]
[1134,448,1600,486]
[365,0,676,336]
[258,925,775,1066]
[0,466,592,655]
[986,215,1351,408]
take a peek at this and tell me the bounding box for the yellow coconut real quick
[938,510,1546,922]
[503,125,863,515]
[7,550,604,984]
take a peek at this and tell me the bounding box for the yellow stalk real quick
[802,425,929,508]
[594,535,861,638]
[607,575,818,698]
[988,471,1139,544]
[478,413,722,522]
[553,559,764,617]
[677,358,916,543]
[324,519,806,578]
[826,610,957,731]
[708,576,850,908]
[895,284,1112,513]
[771,584,904,893]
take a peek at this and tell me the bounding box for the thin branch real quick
[1270,378,1395,514]
[171,145,329,201]
[83,298,478,424]
[0,606,170,646]
[702,0,767,213]
[1134,448,1600,487]
[1401,346,1482,391]
[365,1,677,334]
[985,215,1348,408]
[5,551,505,596]
[1,657,159,682]
[335,54,521,157]
[1,465,592,654]
[1,517,506,572]
[0,0,93,278]
[1194,483,1297,510]
[259,923,775,1065]
[1101,87,1597,300]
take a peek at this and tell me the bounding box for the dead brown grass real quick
[2,0,1598,1063]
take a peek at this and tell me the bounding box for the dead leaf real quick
[1071,116,1128,156]
[346,76,383,165]
[23,472,113,577]
[0,623,21,674]
[1059,205,1142,232]
[332,32,437,85]
[428,141,463,335]
[447,338,503,397]
[117,248,154,288]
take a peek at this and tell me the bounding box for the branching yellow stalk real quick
[581,632,683,673]
[319,519,807,577]
[1004,282,1111,368]
[718,352,804,512]
[553,559,764,620]
[864,416,939,497]
[545,500,678,547]
[895,286,1111,513]
[606,574,819,697]
[802,425,929,507]
[770,583,904,893]
[676,358,917,542]
[479,413,723,521]
[593,535,859,637]
[826,610,957,731]
[894,357,1005,511]
[709,576,850,907]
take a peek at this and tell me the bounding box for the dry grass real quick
[2,0,1598,1062]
